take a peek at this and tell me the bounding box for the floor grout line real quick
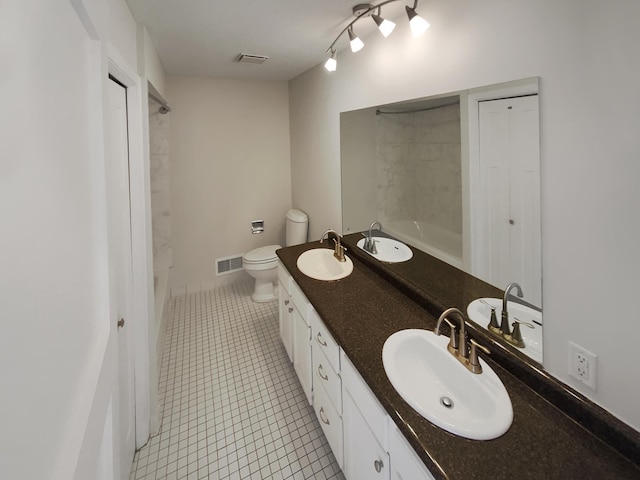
[129,280,344,480]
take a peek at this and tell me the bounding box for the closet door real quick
[477,95,541,306]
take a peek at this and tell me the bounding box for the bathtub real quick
[383,220,463,269]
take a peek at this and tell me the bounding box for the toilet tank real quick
[285,209,308,246]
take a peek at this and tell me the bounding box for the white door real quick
[477,95,541,306]
[106,77,136,479]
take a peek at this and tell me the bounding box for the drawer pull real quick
[284,299,290,305]
[288,307,293,313]
[318,364,329,381]
[316,332,328,347]
[374,459,384,473]
[319,407,330,425]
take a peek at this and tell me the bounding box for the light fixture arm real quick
[325,0,416,54]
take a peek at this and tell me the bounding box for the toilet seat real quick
[243,245,281,267]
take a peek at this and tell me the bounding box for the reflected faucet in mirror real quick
[501,282,524,336]
[363,221,381,254]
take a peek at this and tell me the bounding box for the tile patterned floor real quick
[129,280,345,480]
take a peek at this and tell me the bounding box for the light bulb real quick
[372,14,396,38]
[405,6,430,37]
[324,51,337,72]
[348,27,364,53]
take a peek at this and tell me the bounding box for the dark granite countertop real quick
[277,239,640,480]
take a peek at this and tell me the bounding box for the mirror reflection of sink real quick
[467,298,542,364]
[382,329,513,440]
[296,248,354,281]
[356,237,413,263]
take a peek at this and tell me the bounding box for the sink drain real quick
[440,396,454,408]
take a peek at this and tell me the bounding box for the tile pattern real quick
[129,280,344,480]
[149,97,172,272]
[376,103,462,234]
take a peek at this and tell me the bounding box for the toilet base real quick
[250,278,278,303]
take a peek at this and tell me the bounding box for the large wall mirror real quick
[341,77,543,362]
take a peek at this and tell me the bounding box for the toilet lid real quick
[243,245,281,264]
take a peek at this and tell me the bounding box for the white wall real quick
[289,0,640,431]
[167,76,292,292]
[0,0,156,478]
[141,27,167,99]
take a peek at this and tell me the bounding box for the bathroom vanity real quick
[276,239,640,480]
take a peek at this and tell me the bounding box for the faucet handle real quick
[480,299,501,333]
[469,338,490,374]
[442,318,459,353]
[509,317,534,348]
[333,239,347,262]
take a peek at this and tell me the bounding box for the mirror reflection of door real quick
[476,95,541,307]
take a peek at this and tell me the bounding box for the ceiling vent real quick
[237,54,269,65]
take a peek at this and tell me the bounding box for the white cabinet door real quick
[293,307,313,405]
[389,423,435,480]
[278,280,293,362]
[343,392,389,480]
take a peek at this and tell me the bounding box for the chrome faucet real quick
[501,282,523,336]
[363,221,381,254]
[320,229,347,262]
[435,307,490,374]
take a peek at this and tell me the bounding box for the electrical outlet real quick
[569,341,597,390]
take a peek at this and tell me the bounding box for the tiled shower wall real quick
[149,98,172,271]
[376,103,462,234]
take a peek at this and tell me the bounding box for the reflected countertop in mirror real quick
[341,232,542,367]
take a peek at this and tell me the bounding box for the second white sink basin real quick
[297,248,353,281]
[356,237,413,263]
[382,329,513,440]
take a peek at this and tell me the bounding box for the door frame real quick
[107,45,154,450]
[465,77,540,277]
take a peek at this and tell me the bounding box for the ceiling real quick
[125,0,408,81]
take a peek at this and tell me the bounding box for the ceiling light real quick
[324,50,337,72]
[405,2,430,37]
[348,26,364,53]
[372,8,396,37]
[323,1,431,73]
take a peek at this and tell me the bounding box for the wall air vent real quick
[237,54,269,65]
[216,255,244,275]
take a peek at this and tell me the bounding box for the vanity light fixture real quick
[372,8,396,37]
[348,26,365,52]
[406,1,430,37]
[324,0,430,72]
[324,49,337,71]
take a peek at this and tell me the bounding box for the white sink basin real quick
[296,248,354,281]
[382,329,513,440]
[356,237,413,263]
[467,298,543,364]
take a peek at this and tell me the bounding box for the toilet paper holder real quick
[251,220,264,234]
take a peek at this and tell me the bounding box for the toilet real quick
[243,209,308,302]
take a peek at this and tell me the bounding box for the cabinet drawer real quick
[313,350,342,415]
[341,351,388,451]
[313,376,344,468]
[311,309,340,372]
